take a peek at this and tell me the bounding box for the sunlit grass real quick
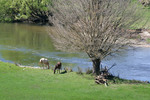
[138,8,150,29]
[0,61,150,100]
[129,0,150,29]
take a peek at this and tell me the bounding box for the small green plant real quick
[146,38,150,43]
[130,34,141,40]
[137,35,142,40]
[64,67,68,72]
[64,67,73,72]
[76,67,83,75]
[85,67,93,74]
[69,68,73,72]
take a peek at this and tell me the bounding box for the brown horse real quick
[54,62,62,74]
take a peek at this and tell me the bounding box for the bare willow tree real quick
[48,0,143,75]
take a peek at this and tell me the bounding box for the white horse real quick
[39,58,50,69]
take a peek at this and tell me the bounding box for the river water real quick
[0,23,150,81]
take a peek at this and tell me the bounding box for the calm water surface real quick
[0,23,150,81]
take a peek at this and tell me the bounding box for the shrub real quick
[64,67,73,72]
[76,67,83,75]
[85,67,93,74]
[146,38,150,43]
[69,68,73,72]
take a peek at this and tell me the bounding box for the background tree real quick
[48,0,144,75]
[0,0,52,24]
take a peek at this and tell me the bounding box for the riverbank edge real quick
[130,39,150,48]
[1,61,149,84]
[129,29,150,48]
[0,19,53,26]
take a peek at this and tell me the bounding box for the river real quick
[0,23,150,82]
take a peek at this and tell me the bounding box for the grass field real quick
[0,61,150,100]
[139,7,150,29]
[130,4,150,29]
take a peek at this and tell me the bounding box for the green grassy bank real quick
[0,61,150,100]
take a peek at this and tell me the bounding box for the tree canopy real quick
[0,0,52,24]
[49,0,144,75]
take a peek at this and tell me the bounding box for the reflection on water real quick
[0,23,54,51]
[0,23,150,81]
[0,23,88,68]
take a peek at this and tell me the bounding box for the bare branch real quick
[48,0,145,75]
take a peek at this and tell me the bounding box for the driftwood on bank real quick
[95,75,107,84]
[95,68,109,86]
[95,64,116,86]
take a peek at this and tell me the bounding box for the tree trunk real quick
[92,59,101,76]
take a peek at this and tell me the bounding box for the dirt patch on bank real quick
[128,29,150,48]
